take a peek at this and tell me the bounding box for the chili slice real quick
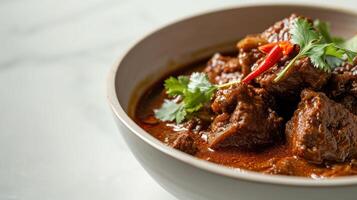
[259,41,294,55]
[242,45,283,84]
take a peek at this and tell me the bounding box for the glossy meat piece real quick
[170,132,197,155]
[339,95,357,115]
[286,89,357,164]
[205,35,266,85]
[208,83,283,149]
[211,82,276,114]
[204,54,244,84]
[237,35,267,51]
[236,35,267,76]
[238,48,264,76]
[211,86,241,114]
[329,62,357,96]
[261,14,300,43]
[326,62,357,114]
[255,57,330,99]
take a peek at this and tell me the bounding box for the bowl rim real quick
[107,3,357,187]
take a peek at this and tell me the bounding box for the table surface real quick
[1,0,356,199]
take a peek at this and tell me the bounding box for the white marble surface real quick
[0,0,356,200]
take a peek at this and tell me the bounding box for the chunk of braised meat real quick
[211,83,276,114]
[329,61,357,96]
[208,83,283,149]
[204,54,244,84]
[204,35,267,85]
[181,117,211,133]
[255,57,330,99]
[236,35,267,76]
[286,89,357,164]
[261,14,305,43]
[339,95,357,115]
[237,35,267,51]
[211,87,241,114]
[326,61,357,114]
[170,132,198,155]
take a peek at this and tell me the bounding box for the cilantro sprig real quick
[313,19,345,44]
[344,34,357,52]
[274,18,357,82]
[154,72,239,123]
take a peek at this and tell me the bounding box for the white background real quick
[0,0,356,200]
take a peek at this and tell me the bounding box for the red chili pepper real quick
[259,41,293,55]
[242,45,283,84]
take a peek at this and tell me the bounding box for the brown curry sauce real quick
[134,61,357,178]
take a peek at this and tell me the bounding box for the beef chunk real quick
[211,86,244,114]
[205,35,266,85]
[237,35,267,51]
[255,57,330,99]
[326,62,357,114]
[286,89,357,164]
[261,14,300,43]
[339,95,357,115]
[170,132,197,155]
[237,48,264,76]
[236,35,267,75]
[204,54,244,84]
[208,83,283,149]
[329,62,357,97]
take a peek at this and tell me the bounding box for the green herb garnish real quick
[154,72,239,123]
[274,18,356,82]
[313,19,345,44]
[344,34,357,52]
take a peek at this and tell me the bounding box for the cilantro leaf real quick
[184,88,216,114]
[344,35,357,52]
[155,72,217,123]
[183,90,207,113]
[306,44,329,72]
[324,43,356,63]
[314,19,332,43]
[332,37,345,45]
[306,43,355,72]
[187,72,217,110]
[345,50,357,62]
[154,100,186,123]
[324,44,345,58]
[164,76,189,97]
[313,19,345,45]
[325,56,343,69]
[188,72,214,92]
[291,18,319,49]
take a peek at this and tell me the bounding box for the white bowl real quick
[107,4,357,200]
